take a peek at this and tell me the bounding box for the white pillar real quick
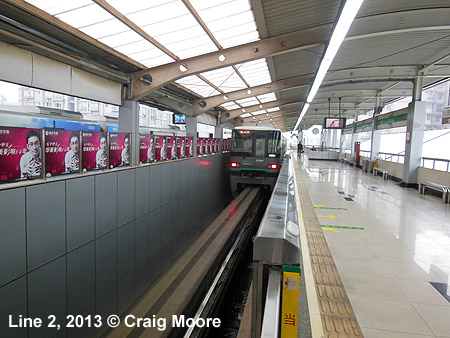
[119,100,139,166]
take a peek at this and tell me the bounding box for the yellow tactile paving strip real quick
[294,161,363,338]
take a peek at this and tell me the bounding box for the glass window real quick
[268,131,281,155]
[232,130,253,156]
[255,134,266,157]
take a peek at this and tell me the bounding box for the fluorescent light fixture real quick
[294,0,364,131]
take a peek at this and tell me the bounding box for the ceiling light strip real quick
[294,0,364,131]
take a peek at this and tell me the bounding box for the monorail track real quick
[106,186,266,338]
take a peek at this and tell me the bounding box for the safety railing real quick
[252,157,302,338]
[422,157,450,172]
[378,152,405,164]
[359,150,370,157]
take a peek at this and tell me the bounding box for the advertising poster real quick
[207,138,212,155]
[139,134,155,164]
[203,138,208,155]
[82,131,107,171]
[45,130,80,177]
[155,135,167,161]
[214,138,219,153]
[197,138,203,156]
[177,137,185,158]
[0,127,42,183]
[167,136,177,160]
[186,137,193,157]
[109,132,130,168]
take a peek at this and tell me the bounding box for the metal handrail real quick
[421,156,450,172]
[378,152,405,163]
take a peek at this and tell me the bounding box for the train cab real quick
[229,126,286,192]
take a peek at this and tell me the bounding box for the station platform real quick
[293,152,450,338]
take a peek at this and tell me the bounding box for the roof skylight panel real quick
[267,107,280,112]
[175,76,217,98]
[257,93,277,103]
[240,113,252,118]
[140,54,179,68]
[54,4,114,28]
[24,0,92,16]
[79,19,130,40]
[252,110,267,116]
[220,31,260,49]
[236,97,259,107]
[106,0,176,14]
[201,67,246,91]
[221,103,240,110]
[194,0,251,21]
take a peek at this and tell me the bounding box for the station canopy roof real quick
[1,0,450,131]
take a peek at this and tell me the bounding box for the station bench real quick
[373,167,388,180]
[419,180,450,203]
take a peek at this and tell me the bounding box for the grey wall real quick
[0,154,231,338]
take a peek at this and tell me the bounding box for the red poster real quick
[0,127,42,182]
[140,134,155,164]
[82,131,107,171]
[167,136,177,160]
[45,130,80,177]
[186,137,193,157]
[155,135,167,161]
[197,138,203,156]
[109,133,130,168]
[203,138,208,155]
[177,137,185,158]
[208,138,213,154]
[214,138,219,153]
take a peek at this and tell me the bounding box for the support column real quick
[186,116,198,156]
[119,100,139,166]
[215,124,223,151]
[401,74,426,186]
[349,108,358,163]
[370,95,382,164]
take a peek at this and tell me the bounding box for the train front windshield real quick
[232,130,281,157]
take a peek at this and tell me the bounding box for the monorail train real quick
[229,126,286,192]
[0,106,182,136]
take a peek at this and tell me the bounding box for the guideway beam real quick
[130,26,330,100]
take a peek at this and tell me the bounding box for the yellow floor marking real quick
[293,171,325,338]
[322,227,340,233]
[319,215,337,219]
[314,204,324,207]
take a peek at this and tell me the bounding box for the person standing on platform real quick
[297,140,303,156]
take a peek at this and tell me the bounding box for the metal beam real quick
[221,96,305,123]
[193,74,312,115]
[145,92,194,116]
[242,110,299,122]
[130,25,330,100]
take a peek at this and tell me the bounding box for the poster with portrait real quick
[155,135,167,161]
[186,137,193,157]
[0,127,42,183]
[82,131,107,172]
[140,134,155,164]
[45,130,80,177]
[177,137,185,158]
[197,138,203,156]
[109,132,130,169]
[167,136,177,160]
[214,138,219,153]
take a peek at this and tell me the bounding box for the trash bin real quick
[362,159,370,173]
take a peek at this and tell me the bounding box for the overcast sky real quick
[0,80,20,103]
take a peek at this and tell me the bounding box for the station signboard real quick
[0,126,42,183]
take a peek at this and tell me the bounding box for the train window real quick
[255,135,266,157]
[232,130,254,156]
[268,131,281,155]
